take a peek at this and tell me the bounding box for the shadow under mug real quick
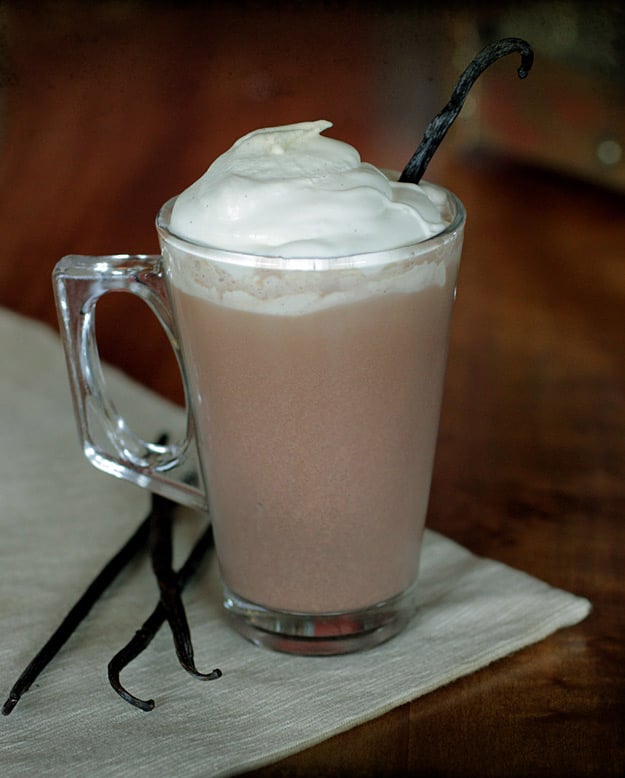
[52,185,465,655]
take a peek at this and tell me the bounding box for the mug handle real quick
[52,253,207,512]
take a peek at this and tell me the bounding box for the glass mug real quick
[53,183,464,655]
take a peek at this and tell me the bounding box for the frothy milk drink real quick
[155,121,464,651]
[169,270,455,614]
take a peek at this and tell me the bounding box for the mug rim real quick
[155,180,465,272]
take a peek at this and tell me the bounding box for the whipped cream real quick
[169,120,447,258]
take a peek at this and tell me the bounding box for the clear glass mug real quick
[53,183,465,655]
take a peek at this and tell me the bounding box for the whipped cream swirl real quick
[169,120,447,258]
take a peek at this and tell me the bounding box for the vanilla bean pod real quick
[108,521,221,711]
[2,500,153,716]
[400,37,533,184]
[149,492,219,680]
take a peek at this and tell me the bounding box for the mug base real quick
[222,584,417,656]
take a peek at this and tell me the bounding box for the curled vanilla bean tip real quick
[400,37,534,185]
[108,521,217,710]
[149,494,217,681]
[107,658,156,712]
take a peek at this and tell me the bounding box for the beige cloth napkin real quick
[0,308,590,777]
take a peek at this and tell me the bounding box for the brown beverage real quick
[170,276,456,614]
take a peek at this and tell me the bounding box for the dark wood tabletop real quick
[1,3,624,776]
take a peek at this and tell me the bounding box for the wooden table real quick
[1,4,624,775]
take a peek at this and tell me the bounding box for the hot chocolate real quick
[157,121,463,635]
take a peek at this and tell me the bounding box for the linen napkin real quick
[0,308,590,777]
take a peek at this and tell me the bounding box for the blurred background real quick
[0,0,623,405]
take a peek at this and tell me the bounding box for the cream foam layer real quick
[169,120,447,258]
[163,234,460,317]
